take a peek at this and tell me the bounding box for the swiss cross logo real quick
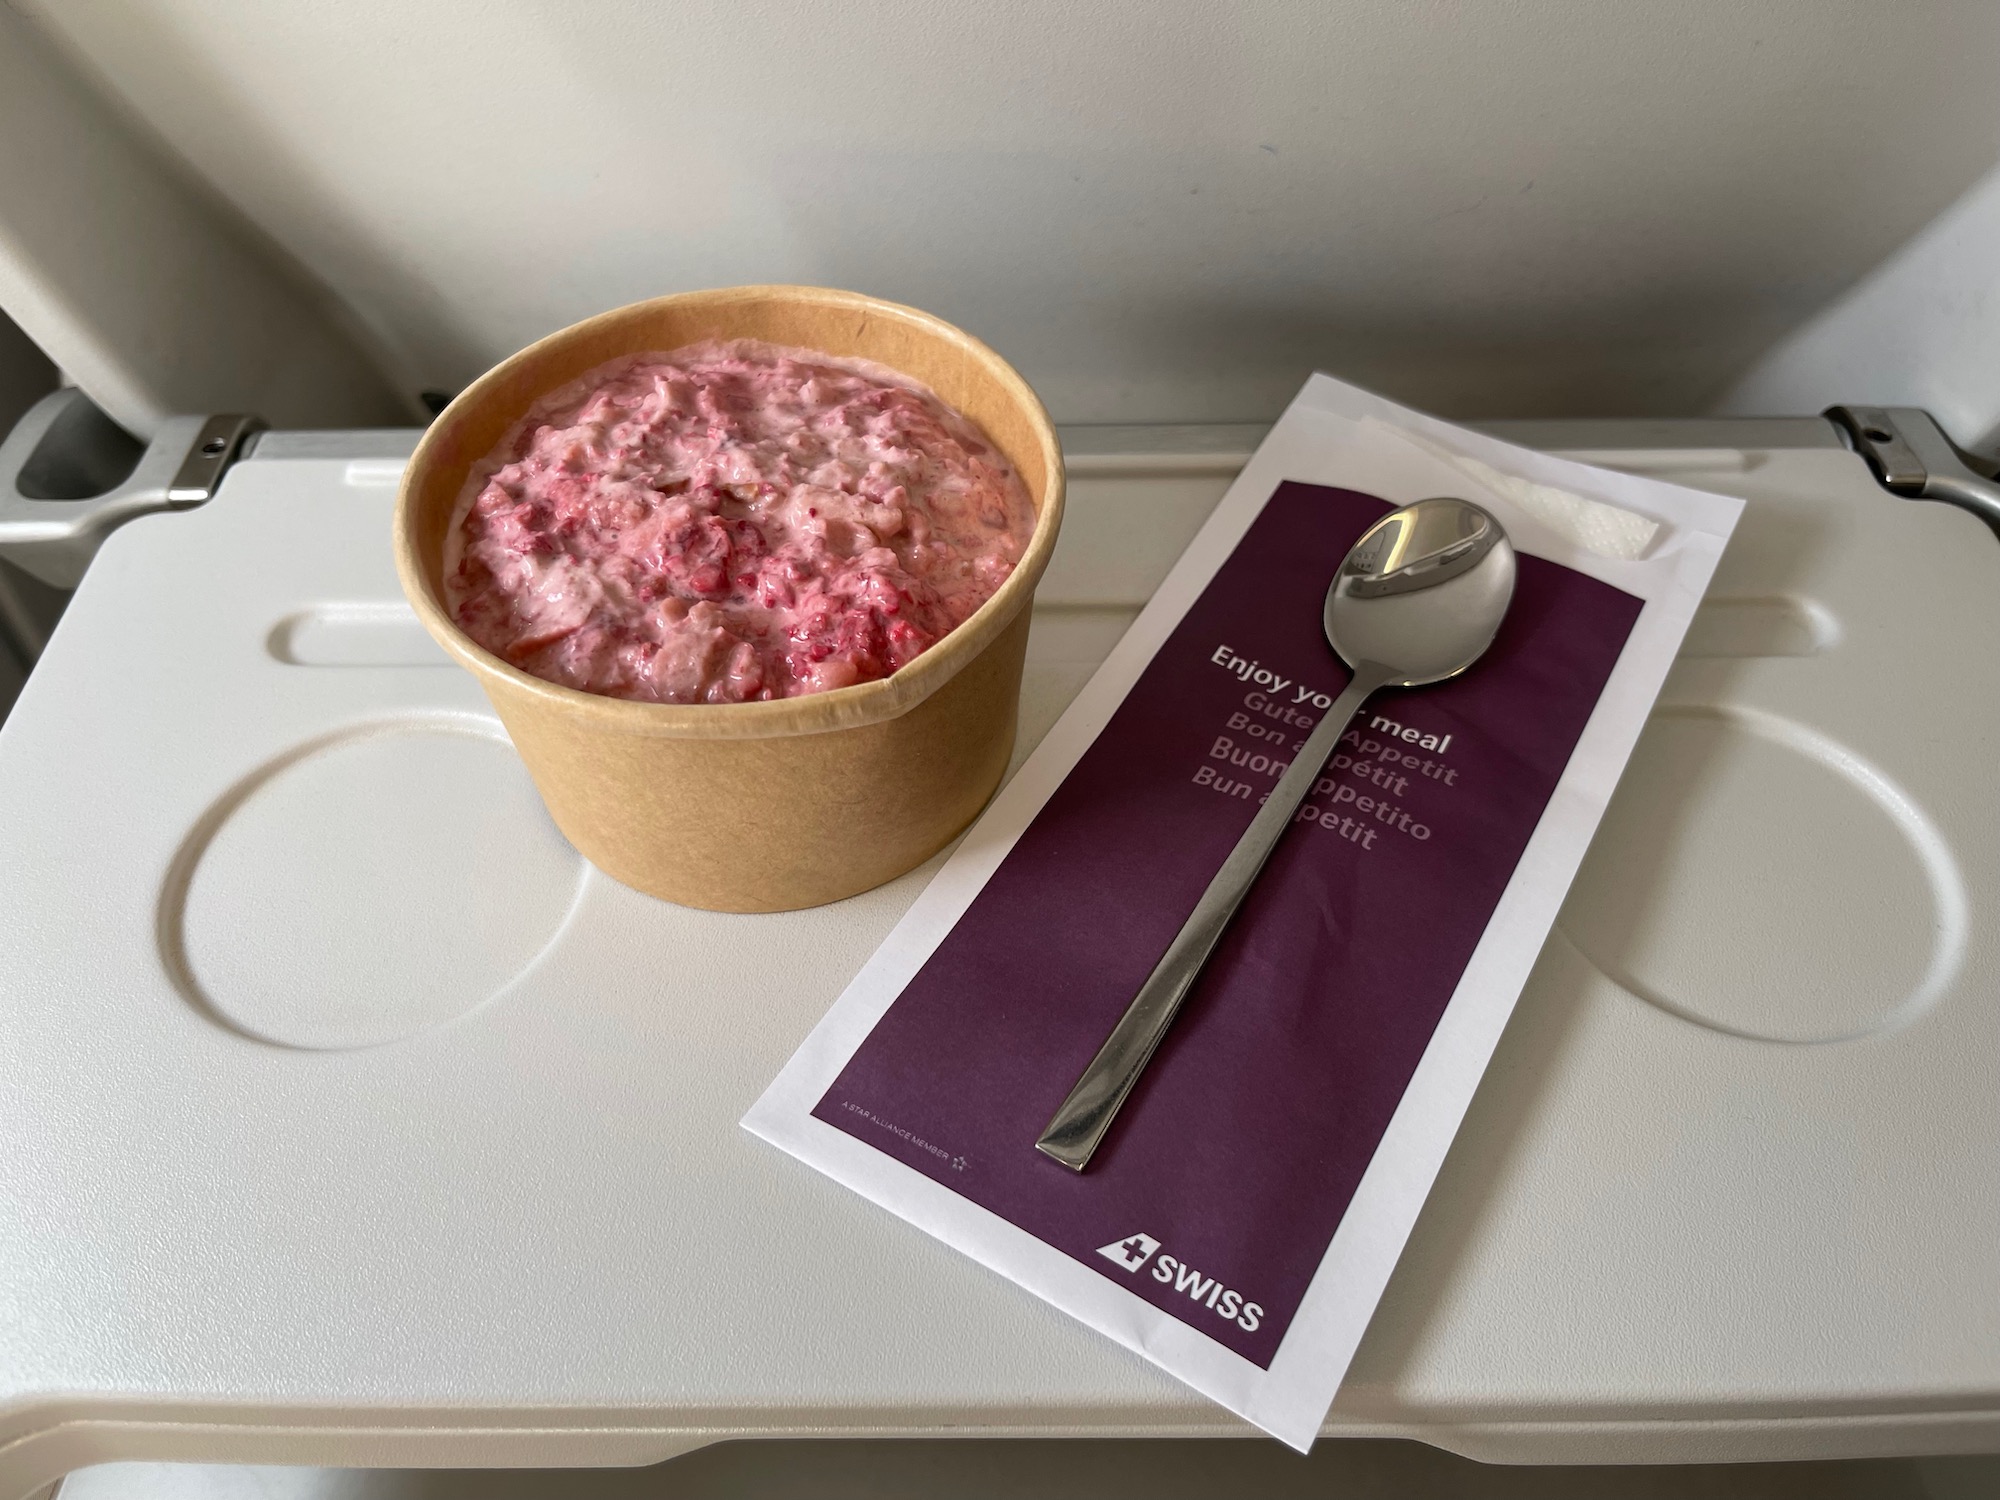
[1096,1232,1161,1272]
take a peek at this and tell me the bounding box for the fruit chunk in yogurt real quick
[444,340,1036,703]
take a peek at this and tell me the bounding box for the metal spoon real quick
[1035,497,1517,1171]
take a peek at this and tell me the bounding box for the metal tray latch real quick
[1826,405,2000,539]
[0,389,261,589]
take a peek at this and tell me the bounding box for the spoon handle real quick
[1036,664,1393,1171]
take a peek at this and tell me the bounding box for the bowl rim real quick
[393,285,1065,741]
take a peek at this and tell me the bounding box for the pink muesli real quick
[445,340,1035,703]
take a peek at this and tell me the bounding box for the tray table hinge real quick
[1825,405,2000,540]
[0,390,264,589]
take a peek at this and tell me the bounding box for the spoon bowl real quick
[1327,497,1517,686]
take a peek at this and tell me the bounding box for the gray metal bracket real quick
[1825,405,2000,540]
[0,389,261,588]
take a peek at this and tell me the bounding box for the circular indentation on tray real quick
[162,717,584,1050]
[1558,707,1965,1044]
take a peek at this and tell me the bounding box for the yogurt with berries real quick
[444,340,1036,704]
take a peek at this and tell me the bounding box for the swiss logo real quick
[1093,1232,1266,1332]
[1096,1232,1161,1272]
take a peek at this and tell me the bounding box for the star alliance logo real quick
[1096,1232,1161,1272]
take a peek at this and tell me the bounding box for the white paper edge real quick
[744,372,1745,1450]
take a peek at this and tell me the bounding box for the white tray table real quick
[1,423,1997,1496]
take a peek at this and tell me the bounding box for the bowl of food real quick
[394,285,1064,912]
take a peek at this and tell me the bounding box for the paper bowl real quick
[394,286,1064,912]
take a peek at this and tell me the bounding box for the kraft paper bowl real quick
[394,286,1064,912]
